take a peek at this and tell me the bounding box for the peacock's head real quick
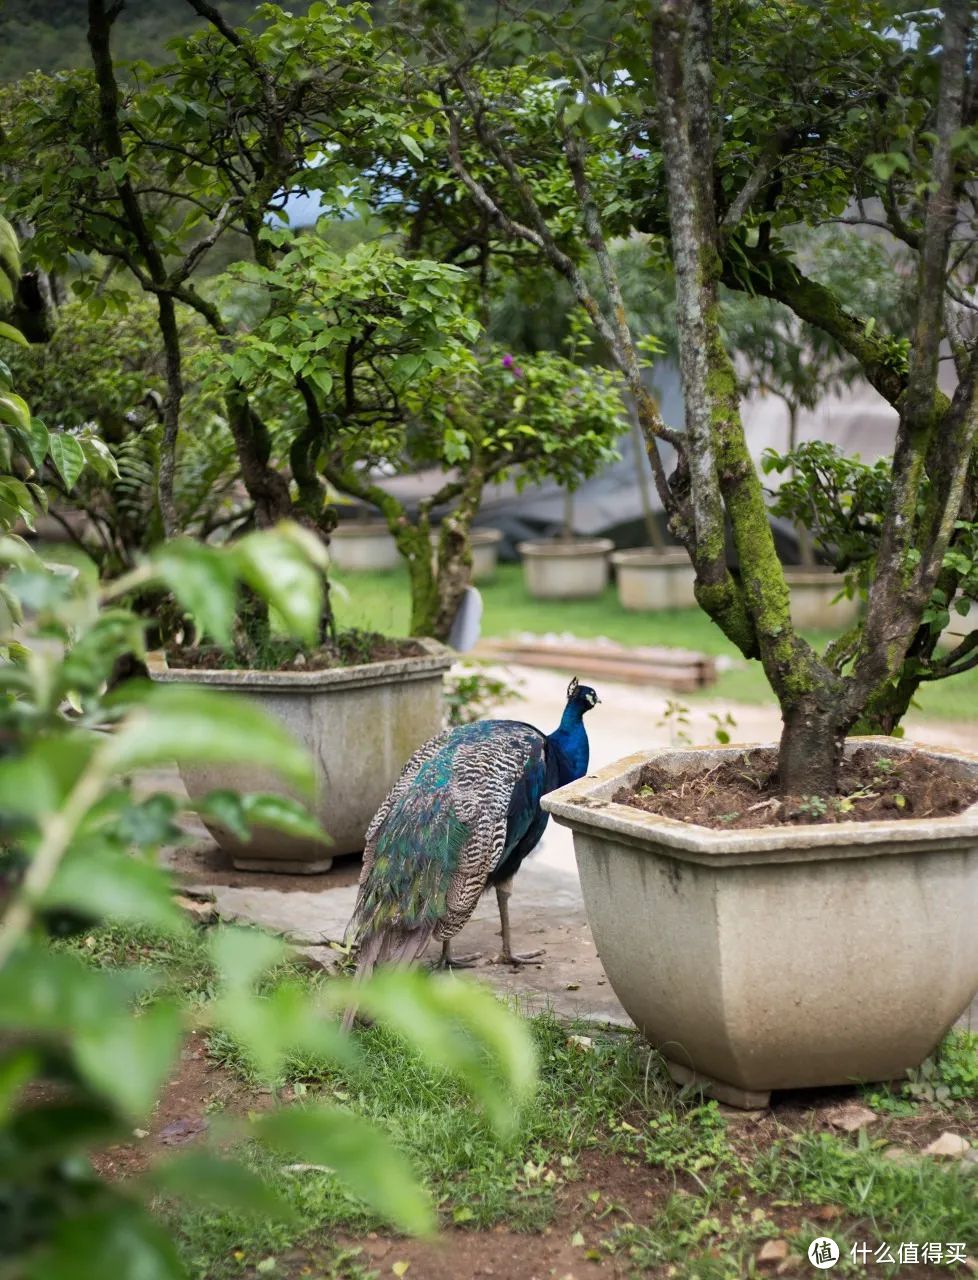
[566,676,600,712]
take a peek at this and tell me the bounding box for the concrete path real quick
[158,660,978,1035]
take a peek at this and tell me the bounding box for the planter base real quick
[665,1060,770,1110]
[232,854,334,875]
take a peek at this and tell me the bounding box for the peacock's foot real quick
[490,948,545,967]
[431,949,483,971]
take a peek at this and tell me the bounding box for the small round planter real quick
[147,641,452,874]
[517,538,614,600]
[329,521,400,573]
[543,739,978,1108]
[611,548,696,611]
[470,527,504,583]
[942,598,978,648]
[784,567,860,631]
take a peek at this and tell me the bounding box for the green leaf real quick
[210,925,288,991]
[48,432,87,491]
[148,1153,296,1222]
[232,526,326,646]
[149,540,238,649]
[0,320,28,346]
[0,946,146,1036]
[0,1048,38,1123]
[13,417,50,470]
[306,366,333,397]
[256,1106,434,1236]
[79,433,121,480]
[74,1001,183,1119]
[398,132,424,162]
[0,477,35,527]
[196,789,251,841]
[242,793,329,845]
[0,391,31,433]
[333,969,537,1137]
[42,847,186,934]
[104,684,315,792]
[0,735,98,820]
[27,1206,185,1280]
[214,981,354,1081]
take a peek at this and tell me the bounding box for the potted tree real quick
[0,4,461,870]
[412,0,978,1099]
[324,343,625,635]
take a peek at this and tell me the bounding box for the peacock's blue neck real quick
[547,703,590,785]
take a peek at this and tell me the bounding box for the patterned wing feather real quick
[346,721,548,965]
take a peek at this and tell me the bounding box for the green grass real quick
[334,562,978,722]
[62,924,978,1280]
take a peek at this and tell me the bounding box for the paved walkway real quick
[160,662,978,1035]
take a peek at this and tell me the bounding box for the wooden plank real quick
[472,639,716,691]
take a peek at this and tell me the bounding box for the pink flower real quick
[502,353,514,369]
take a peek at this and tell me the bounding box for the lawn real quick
[334,563,978,724]
[74,924,978,1280]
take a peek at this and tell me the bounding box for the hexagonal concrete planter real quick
[329,520,400,572]
[611,548,697,611]
[518,538,614,600]
[543,739,978,1107]
[784,567,860,631]
[148,641,452,873]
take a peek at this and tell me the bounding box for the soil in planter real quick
[614,746,978,829]
[168,627,423,672]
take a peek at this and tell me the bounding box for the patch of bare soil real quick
[168,631,423,674]
[91,1030,276,1181]
[615,746,978,830]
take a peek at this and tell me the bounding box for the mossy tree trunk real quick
[445,0,977,794]
[647,0,975,792]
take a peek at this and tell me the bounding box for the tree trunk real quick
[428,519,473,641]
[778,695,849,797]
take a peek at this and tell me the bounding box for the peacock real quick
[343,676,599,993]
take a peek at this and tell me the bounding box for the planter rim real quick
[429,526,503,545]
[331,520,394,538]
[470,526,504,545]
[147,637,453,692]
[517,538,614,559]
[782,566,846,584]
[611,547,690,568]
[542,738,978,865]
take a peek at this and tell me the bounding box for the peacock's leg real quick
[492,879,544,965]
[432,939,482,970]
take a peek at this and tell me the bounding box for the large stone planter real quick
[329,521,400,572]
[543,739,978,1107]
[148,642,452,873]
[611,548,696,611]
[784,567,860,631]
[517,538,614,600]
